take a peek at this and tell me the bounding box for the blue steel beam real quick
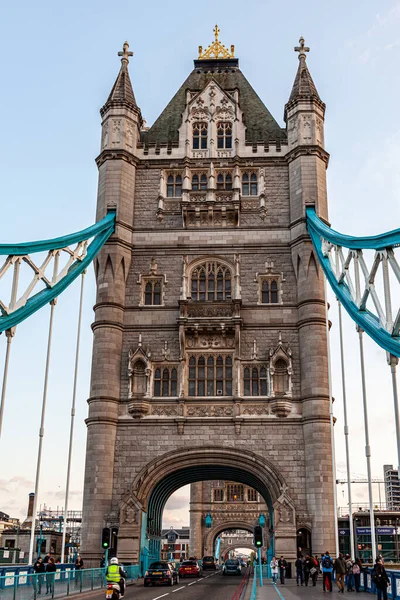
[0,211,115,333]
[306,207,400,357]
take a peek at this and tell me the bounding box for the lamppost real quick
[376,518,381,559]
[396,518,399,563]
[37,512,45,559]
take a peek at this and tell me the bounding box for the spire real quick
[287,37,322,105]
[198,24,235,60]
[101,41,139,116]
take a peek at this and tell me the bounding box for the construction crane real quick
[336,479,385,509]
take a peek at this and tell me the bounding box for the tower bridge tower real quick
[81,28,334,568]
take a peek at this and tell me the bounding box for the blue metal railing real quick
[0,565,140,600]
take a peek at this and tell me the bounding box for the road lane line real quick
[188,581,197,586]
[172,587,186,593]
[152,594,170,600]
[273,582,286,600]
[197,577,204,581]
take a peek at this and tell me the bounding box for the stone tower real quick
[81,29,334,569]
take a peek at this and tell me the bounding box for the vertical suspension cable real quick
[324,277,339,556]
[0,329,15,439]
[61,272,86,563]
[28,299,57,565]
[338,301,355,559]
[389,355,400,478]
[357,327,377,563]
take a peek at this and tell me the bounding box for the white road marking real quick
[152,594,170,600]
[197,577,204,581]
[172,587,186,593]
[188,581,197,586]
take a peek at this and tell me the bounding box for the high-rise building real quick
[384,464,400,510]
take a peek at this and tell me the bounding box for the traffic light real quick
[101,528,111,549]
[254,525,263,548]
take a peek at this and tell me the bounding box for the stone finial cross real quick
[118,41,133,64]
[214,24,220,41]
[294,36,310,59]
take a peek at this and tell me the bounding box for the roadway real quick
[101,569,247,600]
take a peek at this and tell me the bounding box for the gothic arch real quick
[204,520,256,555]
[187,256,235,300]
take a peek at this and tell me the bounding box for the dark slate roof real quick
[287,57,321,103]
[101,63,139,116]
[142,59,286,146]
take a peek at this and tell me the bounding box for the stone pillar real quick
[189,482,204,558]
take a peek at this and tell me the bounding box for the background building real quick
[384,465,400,510]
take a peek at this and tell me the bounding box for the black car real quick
[222,559,242,576]
[202,556,217,570]
[144,561,179,587]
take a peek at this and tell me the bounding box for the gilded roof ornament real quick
[198,25,235,60]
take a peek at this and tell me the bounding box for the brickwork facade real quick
[81,34,335,568]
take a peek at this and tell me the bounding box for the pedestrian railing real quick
[0,566,140,600]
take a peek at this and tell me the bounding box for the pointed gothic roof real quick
[142,58,286,146]
[288,58,321,104]
[101,42,140,117]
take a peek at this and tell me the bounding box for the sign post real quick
[257,548,263,587]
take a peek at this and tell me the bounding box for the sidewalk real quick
[251,579,375,600]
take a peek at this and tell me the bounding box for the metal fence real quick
[0,566,140,600]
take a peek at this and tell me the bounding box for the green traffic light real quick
[103,543,109,548]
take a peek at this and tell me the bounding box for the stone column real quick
[189,482,204,558]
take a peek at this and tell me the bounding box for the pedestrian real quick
[345,554,354,591]
[373,557,390,600]
[33,557,45,594]
[100,554,106,568]
[334,553,346,594]
[45,557,57,595]
[321,551,333,593]
[270,556,279,584]
[304,555,312,586]
[309,555,319,586]
[295,555,304,586]
[278,555,288,584]
[352,558,362,593]
[43,553,51,565]
[75,554,84,588]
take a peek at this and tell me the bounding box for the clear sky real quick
[1,0,400,529]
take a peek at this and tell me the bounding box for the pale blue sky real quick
[1,0,400,527]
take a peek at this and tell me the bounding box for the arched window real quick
[227,484,244,502]
[274,359,289,394]
[243,365,268,396]
[217,122,232,149]
[132,360,146,396]
[144,280,162,305]
[216,172,233,191]
[261,279,279,304]
[167,174,182,197]
[154,366,178,397]
[214,489,224,502]
[242,172,258,196]
[193,122,208,149]
[190,261,232,301]
[247,488,258,502]
[188,355,233,396]
[192,173,208,191]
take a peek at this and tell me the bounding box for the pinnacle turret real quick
[101,42,140,117]
[285,37,324,119]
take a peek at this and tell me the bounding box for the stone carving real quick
[242,200,259,211]
[112,119,121,145]
[186,405,234,417]
[186,333,235,349]
[126,124,134,149]
[302,114,312,142]
[151,405,178,416]
[274,484,296,528]
[122,504,137,524]
[242,405,269,416]
[187,305,233,318]
[102,122,109,149]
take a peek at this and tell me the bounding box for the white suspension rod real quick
[389,355,400,479]
[0,329,15,439]
[61,272,86,563]
[357,328,377,563]
[28,300,56,565]
[338,301,355,559]
[325,277,339,557]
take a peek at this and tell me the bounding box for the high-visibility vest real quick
[106,565,120,583]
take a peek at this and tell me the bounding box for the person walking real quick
[334,553,346,594]
[295,555,304,586]
[45,558,57,595]
[33,557,45,595]
[373,557,390,600]
[352,558,362,593]
[75,554,84,588]
[304,555,313,586]
[345,554,354,591]
[310,555,319,586]
[321,551,333,593]
[270,556,279,584]
[278,556,288,584]
[43,553,51,565]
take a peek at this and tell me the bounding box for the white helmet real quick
[110,557,118,565]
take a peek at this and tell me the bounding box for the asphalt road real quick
[102,569,248,600]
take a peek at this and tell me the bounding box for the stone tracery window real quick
[188,354,233,396]
[216,172,233,191]
[153,366,178,397]
[167,174,182,197]
[274,359,289,394]
[213,488,224,502]
[261,278,280,304]
[227,484,244,502]
[243,366,268,396]
[247,488,258,502]
[144,279,162,305]
[193,122,208,149]
[190,261,232,302]
[217,122,232,149]
[192,173,208,191]
[242,172,258,196]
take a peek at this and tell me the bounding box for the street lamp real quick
[396,518,399,563]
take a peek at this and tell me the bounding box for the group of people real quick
[271,551,390,600]
[33,553,84,594]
